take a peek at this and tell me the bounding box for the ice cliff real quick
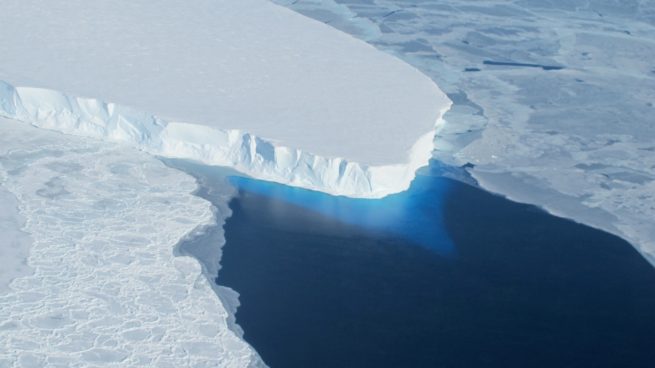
[0,81,449,198]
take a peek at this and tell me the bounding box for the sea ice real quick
[274,0,655,265]
[0,186,32,294]
[0,118,264,367]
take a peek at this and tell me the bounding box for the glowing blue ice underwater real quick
[228,161,456,256]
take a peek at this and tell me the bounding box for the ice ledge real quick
[0,81,450,198]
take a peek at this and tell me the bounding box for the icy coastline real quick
[0,118,264,367]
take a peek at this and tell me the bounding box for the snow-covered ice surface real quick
[273,0,655,264]
[0,118,264,367]
[0,186,32,294]
[0,0,450,198]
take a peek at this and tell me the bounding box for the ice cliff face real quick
[0,81,449,198]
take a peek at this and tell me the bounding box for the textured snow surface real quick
[0,0,450,198]
[0,186,32,294]
[0,118,264,367]
[274,0,655,264]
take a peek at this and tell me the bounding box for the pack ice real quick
[0,0,450,198]
[0,117,265,367]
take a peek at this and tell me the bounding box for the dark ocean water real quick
[212,162,655,368]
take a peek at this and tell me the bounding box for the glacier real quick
[0,0,454,366]
[0,117,264,367]
[0,0,450,198]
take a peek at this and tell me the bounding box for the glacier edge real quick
[0,80,451,198]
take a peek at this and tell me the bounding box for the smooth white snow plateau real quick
[0,0,450,198]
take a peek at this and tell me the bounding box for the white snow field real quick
[0,0,450,198]
[0,186,32,294]
[0,118,264,367]
[273,0,655,265]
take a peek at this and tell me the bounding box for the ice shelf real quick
[0,0,450,198]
